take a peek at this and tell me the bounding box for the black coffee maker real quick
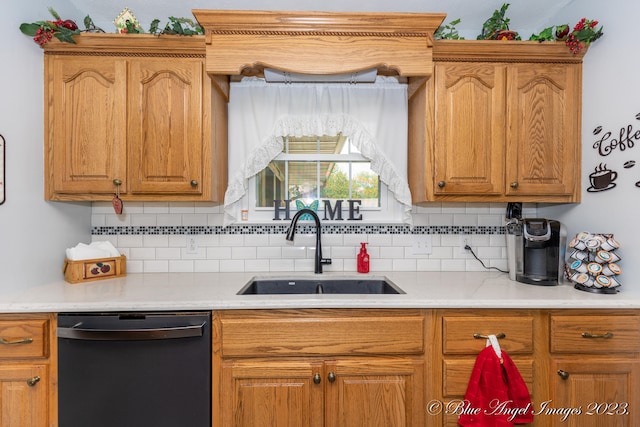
[505,203,566,286]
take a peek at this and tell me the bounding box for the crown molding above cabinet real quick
[193,10,446,77]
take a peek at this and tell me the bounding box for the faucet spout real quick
[285,208,332,274]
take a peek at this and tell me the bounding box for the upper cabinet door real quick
[433,62,506,196]
[47,56,127,197]
[506,63,580,198]
[128,58,204,195]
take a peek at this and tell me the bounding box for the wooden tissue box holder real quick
[63,255,126,284]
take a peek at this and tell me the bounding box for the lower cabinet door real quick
[0,365,48,427]
[324,358,424,427]
[550,358,640,427]
[221,359,324,427]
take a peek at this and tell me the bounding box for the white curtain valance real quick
[224,77,412,226]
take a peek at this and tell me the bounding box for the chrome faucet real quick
[285,209,332,274]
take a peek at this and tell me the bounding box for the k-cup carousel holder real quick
[566,232,622,294]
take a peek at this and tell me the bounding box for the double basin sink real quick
[237,276,405,295]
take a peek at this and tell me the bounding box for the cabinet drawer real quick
[442,358,534,397]
[550,315,640,353]
[442,316,534,355]
[0,319,48,359]
[218,309,425,357]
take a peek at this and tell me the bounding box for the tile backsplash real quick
[91,202,537,274]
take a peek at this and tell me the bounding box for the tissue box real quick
[63,255,126,284]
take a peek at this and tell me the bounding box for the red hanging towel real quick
[458,343,534,426]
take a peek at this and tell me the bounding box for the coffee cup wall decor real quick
[587,163,618,192]
[566,232,622,294]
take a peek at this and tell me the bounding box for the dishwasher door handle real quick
[57,322,206,341]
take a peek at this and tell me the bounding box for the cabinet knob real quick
[27,376,40,387]
[510,182,519,189]
[438,181,446,188]
[557,370,570,380]
[327,372,336,383]
[313,373,321,384]
[113,179,122,186]
[190,180,198,187]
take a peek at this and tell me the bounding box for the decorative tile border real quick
[92,224,505,236]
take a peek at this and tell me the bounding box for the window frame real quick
[242,135,405,224]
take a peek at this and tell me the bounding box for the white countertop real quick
[2,271,639,313]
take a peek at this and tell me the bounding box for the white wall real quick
[539,1,640,285]
[0,1,90,292]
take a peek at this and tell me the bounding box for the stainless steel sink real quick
[237,276,405,295]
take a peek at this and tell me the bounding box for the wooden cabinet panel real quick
[47,56,127,196]
[219,309,425,357]
[128,59,204,195]
[550,358,639,427]
[506,64,580,197]
[433,62,505,195]
[221,359,324,427]
[550,315,640,354]
[442,315,534,355]
[0,365,49,427]
[0,319,48,359]
[325,358,424,427]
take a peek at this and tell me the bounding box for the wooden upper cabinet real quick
[409,40,585,204]
[47,56,127,196]
[433,62,506,196]
[44,34,228,202]
[506,63,580,198]
[128,59,203,195]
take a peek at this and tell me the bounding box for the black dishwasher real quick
[57,312,211,427]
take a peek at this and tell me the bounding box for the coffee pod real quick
[576,231,592,241]
[594,275,617,288]
[569,237,587,251]
[585,238,601,251]
[602,262,622,276]
[595,250,621,263]
[600,237,621,251]
[569,249,588,261]
[570,260,588,273]
[570,271,593,286]
[587,262,603,275]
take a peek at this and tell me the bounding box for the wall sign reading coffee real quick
[589,112,640,192]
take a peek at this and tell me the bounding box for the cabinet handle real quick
[313,373,321,385]
[327,372,336,383]
[437,181,446,188]
[190,180,198,187]
[113,179,122,186]
[0,337,33,345]
[582,332,614,339]
[473,333,506,340]
[27,376,40,387]
[557,370,570,380]
[510,182,519,189]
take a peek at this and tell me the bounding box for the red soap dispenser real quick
[357,242,370,273]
